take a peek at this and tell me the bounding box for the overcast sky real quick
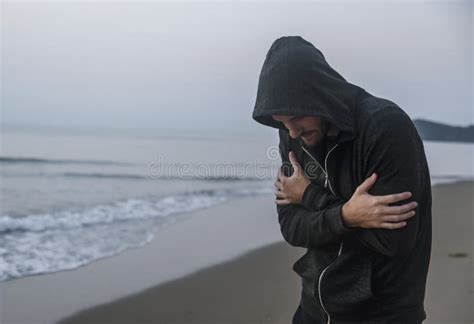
[1,1,472,136]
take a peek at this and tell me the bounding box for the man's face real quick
[272,115,330,147]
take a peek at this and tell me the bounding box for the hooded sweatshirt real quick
[252,36,432,324]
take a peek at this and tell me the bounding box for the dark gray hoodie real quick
[252,36,432,323]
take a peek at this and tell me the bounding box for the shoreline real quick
[1,181,472,324]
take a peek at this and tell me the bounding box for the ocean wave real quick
[0,186,271,234]
[61,172,270,181]
[430,175,474,185]
[0,185,272,282]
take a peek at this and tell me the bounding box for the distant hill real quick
[413,119,474,143]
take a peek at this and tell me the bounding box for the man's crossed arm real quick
[274,112,423,257]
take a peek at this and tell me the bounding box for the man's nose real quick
[288,127,302,139]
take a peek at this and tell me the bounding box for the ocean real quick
[0,127,472,282]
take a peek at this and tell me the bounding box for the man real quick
[252,36,432,323]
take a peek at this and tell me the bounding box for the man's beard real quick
[302,133,326,149]
[301,122,329,148]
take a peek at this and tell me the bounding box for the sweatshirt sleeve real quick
[354,108,425,256]
[276,130,355,249]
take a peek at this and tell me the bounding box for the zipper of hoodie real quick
[318,241,344,324]
[301,142,343,324]
[300,144,338,195]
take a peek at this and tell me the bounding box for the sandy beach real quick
[1,181,472,324]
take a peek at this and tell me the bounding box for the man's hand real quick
[341,173,417,230]
[274,151,311,205]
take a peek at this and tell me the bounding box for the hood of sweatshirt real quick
[252,36,366,143]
